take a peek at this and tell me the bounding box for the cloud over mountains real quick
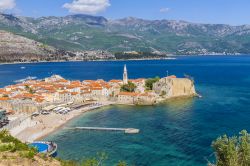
[63,0,110,14]
[0,0,15,11]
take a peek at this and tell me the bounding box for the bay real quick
[1,56,250,165]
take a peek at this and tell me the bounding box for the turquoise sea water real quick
[1,56,250,165]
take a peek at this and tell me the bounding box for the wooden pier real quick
[70,127,140,134]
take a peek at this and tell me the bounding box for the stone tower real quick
[123,65,128,85]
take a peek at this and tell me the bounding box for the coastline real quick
[0,57,176,66]
[1,54,248,66]
[13,102,113,143]
[13,94,200,142]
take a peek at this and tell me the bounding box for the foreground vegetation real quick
[210,130,250,166]
[0,129,37,158]
[0,130,128,166]
[3,127,250,165]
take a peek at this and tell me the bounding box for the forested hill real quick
[1,13,250,54]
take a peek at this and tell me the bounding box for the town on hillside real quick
[0,65,196,129]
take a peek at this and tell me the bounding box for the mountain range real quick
[1,13,250,55]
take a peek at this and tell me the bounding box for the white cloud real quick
[0,0,15,11]
[63,0,110,14]
[160,8,170,13]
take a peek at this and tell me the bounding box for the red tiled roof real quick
[0,97,10,101]
[118,92,139,97]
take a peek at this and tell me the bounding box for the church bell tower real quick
[123,65,128,85]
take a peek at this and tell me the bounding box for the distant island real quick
[0,65,197,142]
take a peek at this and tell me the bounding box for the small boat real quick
[21,67,26,69]
[29,141,57,157]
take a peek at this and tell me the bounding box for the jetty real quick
[70,127,140,134]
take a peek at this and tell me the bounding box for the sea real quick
[1,56,250,166]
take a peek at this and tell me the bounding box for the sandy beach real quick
[13,102,113,142]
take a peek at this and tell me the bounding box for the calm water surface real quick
[1,56,250,165]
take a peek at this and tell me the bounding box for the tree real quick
[117,161,127,166]
[121,82,137,92]
[145,76,160,90]
[209,130,250,166]
[81,152,108,166]
[24,85,35,94]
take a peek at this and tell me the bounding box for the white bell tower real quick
[123,65,128,85]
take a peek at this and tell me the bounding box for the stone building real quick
[118,92,138,104]
[153,76,196,98]
[117,92,156,105]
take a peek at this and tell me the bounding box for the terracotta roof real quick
[82,91,91,94]
[118,92,139,97]
[139,93,153,97]
[59,91,70,94]
[71,92,79,95]
[0,97,10,101]
[83,80,95,83]
[0,89,11,95]
[35,97,45,103]
[167,75,177,79]
[23,93,35,98]
[56,79,69,83]
[109,80,122,83]
[91,87,103,90]
[130,78,145,83]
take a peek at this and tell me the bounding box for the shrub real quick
[117,161,127,166]
[121,82,137,92]
[209,130,250,166]
[2,154,7,159]
[59,159,78,166]
[0,143,14,152]
[145,77,160,90]
[19,150,36,159]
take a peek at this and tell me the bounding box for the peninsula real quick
[0,65,197,141]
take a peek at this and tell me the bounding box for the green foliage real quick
[2,154,7,159]
[19,150,36,159]
[81,158,99,166]
[145,76,160,90]
[210,130,250,166]
[3,14,250,54]
[160,91,166,96]
[114,52,167,59]
[0,130,37,157]
[29,88,35,94]
[39,153,49,161]
[60,160,78,166]
[24,85,35,94]
[0,143,15,152]
[82,152,108,166]
[117,161,127,166]
[121,82,137,92]
[24,85,30,91]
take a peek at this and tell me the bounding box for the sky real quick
[0,0,250,25]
